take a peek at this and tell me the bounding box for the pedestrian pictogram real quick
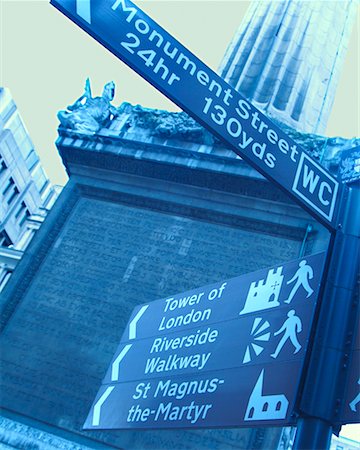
[271,310,302,359]
[285,260,314,304]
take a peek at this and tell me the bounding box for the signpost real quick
[83,254,326,430]
[50,0,360,448]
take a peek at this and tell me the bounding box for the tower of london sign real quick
[50,0,341,231]
[83,252,326,430]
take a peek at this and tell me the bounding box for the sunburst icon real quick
[243,317,271,364]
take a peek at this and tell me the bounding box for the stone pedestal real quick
[0,108,329,449]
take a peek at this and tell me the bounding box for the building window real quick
[11,115,33,158]
[6,186,19,205]
[0,155,7,175]
[2,177,19,205]
[2,177,14,196]
[25,149,39,171]
[40,180,50,195]
[15,201,26,219]
[0,269,13,293]
[15,201,30,228]
[32,165,49,194]
[1,99,16,124]
[0,230,12,247]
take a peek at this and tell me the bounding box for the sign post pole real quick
[294,418,333,450]
[293,183,360,449]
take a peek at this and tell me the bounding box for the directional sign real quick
[50,0,342,230]
[83,252,326,430]
[101,304,315,384]
[120,252,326,341]
[84,364,302,430]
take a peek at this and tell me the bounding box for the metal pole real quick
[294,417,332,450]
[293,182,360,450]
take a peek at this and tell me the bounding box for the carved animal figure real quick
[58,79,118,133]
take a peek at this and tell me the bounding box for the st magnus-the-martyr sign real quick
[83,253,326,430]
[50,0,342,231]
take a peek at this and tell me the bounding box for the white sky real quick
[0,0,359,187]
[0,1,359,441]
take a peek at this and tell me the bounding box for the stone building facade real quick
[0,87,59,292]
[0,91,358,448]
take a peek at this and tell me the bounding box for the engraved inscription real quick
[0,197,298,448]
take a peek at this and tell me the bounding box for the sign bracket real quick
[293,182,360,449]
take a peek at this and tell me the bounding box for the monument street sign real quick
[83,252,326,430]
[50,0,342,231]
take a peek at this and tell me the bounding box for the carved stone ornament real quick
[121,102,360,168]
[58,83,359,174]
[338,146,360,183]
[121,103,207,143]
[57,79,119,134]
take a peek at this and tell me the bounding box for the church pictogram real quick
[244,370,289,421]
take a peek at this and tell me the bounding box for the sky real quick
[0,0,359,187]
[0,0,359,442]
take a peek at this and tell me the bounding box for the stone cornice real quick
[56,133,296,206]
[57,101,360,179]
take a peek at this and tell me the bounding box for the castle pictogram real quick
[240,267,284,315]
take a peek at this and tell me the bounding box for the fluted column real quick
[219,0,357,134]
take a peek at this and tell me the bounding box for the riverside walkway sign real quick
[50,0,341,231]
[83,253,326,430]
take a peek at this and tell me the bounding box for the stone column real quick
[219,0,357,134]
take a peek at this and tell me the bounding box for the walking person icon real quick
[284,260,314,304]
[271,310,302,359]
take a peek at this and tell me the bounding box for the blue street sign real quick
[50,0,342,230]
[83,253,326,430]
[120,253,325,341]
[102,304,315,384]
[83,363,302,430]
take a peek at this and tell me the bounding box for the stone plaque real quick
[0,195,301,449]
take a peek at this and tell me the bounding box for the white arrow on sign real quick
[129,305,149,339]
[111,344,132,381]
[92,386,115,426]
[76,0,91,23]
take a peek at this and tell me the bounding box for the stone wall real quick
[0,124,329,449]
